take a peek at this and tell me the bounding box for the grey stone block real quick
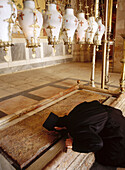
[11,43,26,61]
[0,154,15,170]
[29,47,41,59]
[43,43,53,57]
[55,42,63,56]
[0,48,7,63]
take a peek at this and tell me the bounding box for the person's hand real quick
[65,138,73,149]
[54,126,67,131]
[54,127,73,150]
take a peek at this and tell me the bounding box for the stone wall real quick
[0,39,72,75]
[114,0,125,72]
[73,44,92,62]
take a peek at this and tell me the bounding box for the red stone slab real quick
[0,90,109,169]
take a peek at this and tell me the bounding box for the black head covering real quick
[43,112,59,131]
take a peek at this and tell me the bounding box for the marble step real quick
[44,150,95,170]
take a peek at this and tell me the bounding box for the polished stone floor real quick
[0,61,121,118]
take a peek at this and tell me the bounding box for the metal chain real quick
[85,0,89,19]
[79,0,83,11]
[90,0,94,16]
[101,0,105,24]
[82,0,85,11]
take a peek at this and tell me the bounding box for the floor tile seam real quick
[0,78,69,88]
[22,93,45,101]
[0,78,69,102]
[0,111,7,118]
[50,84,69,89]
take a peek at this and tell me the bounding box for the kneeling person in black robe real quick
[43,100,125,168]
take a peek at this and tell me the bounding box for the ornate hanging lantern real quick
[0,0,17,61]
[94,18,105,46]
[86,16,98,44]
[86,0,98,45]
[85,0,90,20]
[62,1,78,53]
[76,0,88,45]
[43,0,63,51]
[18,0,43,58]
[77,12,88,45]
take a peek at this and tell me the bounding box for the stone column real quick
[114,0,125,72]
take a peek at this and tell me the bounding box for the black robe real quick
[55,100,125,167]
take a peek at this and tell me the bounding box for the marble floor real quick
[0,61,121,118]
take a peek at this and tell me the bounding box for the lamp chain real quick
[90,0,94,16]
[101,0,104,24]
[79,0,83,11]
[85,0,89,19]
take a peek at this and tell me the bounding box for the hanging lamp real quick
[86,16,98,44]
[76,0,88,45]
[94,17,105,46]
[62,0,78,53]
[85,0,90,20]
[18,0,43,58]
[0,0,17,62]
[43,0,63,52]
[86,1,98,45]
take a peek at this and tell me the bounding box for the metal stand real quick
[90,0,99,87]
[105,0,113,86]
[90,45,96,87]
[120,35,125,93]
[101,0,109,89]
[105,36,114,85]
